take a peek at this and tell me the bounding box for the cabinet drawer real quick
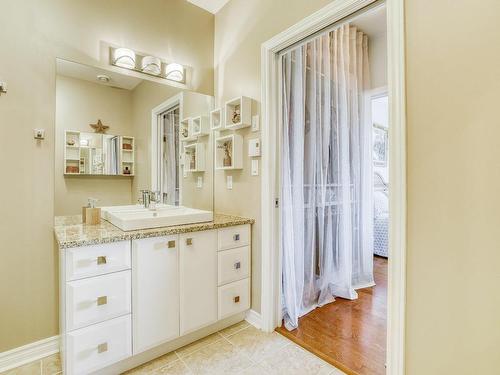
[218,225,250,251]
[66,241,131,281]
[218,246,250,286]
[66,271,131,331]
[66,315,132,375]
[218,278,250,320]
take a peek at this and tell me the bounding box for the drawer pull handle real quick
[186,238,193,246]
[97,342,108,353]
[167,240,176,248]
[234,296,240,303]
[233,234,240,241]
[97,256,107,265]
[234,261,241,270]
[97,296,107,306]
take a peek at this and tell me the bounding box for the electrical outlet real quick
[227,175,233,190]
[197,176,203,188]
[251,159,259,176]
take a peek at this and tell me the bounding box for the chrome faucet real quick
[139,190,151,208]
[139,190,161,209]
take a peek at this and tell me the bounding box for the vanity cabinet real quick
[59,223,251,375]
[60,241,133,375]
[132,235,179,354]
[179,230,218,335]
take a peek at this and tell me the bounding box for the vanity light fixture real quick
[141,56,162,76]
[112,47,136,69]
[164,63,185,82]
[110,46,186,83]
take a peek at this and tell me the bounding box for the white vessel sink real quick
[101,204,213,231]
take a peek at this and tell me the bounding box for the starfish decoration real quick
[90,119,109,134]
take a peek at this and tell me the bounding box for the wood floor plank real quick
[276,256,387,375]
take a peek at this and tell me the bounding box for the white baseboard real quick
[245,309,262,330]
[0,336,59,373]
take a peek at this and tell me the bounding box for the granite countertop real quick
[54,213,254,249]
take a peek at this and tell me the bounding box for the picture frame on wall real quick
[373,123,388,166]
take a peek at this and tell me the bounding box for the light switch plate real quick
[227,175,233,190]
[251,159,259,176]
[183,169,187,178]
[197,176,203,188]
[252,115,260,132]
[248,138,261,157]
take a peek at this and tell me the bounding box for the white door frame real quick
[151,93,184,203]
[260,0,406,374]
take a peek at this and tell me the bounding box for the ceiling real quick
[352,4,387,38]
[56,59,142,90]
[187,0,230,14]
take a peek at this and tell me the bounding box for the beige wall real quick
[216,0,500,373]
[130,80,181,201]
[55,75,134,215]
[405,0,500,373]
[214,0,332,314]
[131,85,214,210]
[0,0,213,352]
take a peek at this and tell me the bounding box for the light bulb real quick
[165,63,185,82]
[113,48,136,69]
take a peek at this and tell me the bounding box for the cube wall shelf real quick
[224,96,251,130]
[210,108,223,130]
[215,134,243,170]
[184,142,205,172]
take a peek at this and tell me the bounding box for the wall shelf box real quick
[215,134,243,170]
[210,108,223,130]
[63,130,135,176]
[180,117,192,142]
[184,143,205,172]
[224,96,251,130]
[120,136,135,176]
[190,116,210,137]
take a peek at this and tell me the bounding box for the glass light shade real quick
[141,56,162,76]
[165,63,185,82]
[113,48,136,69]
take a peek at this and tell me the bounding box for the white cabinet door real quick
[132,235,179,354]
[179,230,217,335]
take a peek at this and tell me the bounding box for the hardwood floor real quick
[276,256,387,375]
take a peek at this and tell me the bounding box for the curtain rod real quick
[278,0,386,58]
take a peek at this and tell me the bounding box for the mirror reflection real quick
[55,58,214,216]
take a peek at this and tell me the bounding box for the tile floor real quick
[1,321,345,375]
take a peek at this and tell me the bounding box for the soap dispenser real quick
[82,198,101,225]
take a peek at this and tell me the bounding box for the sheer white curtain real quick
[281,23,374,330]
[162,110,178,205]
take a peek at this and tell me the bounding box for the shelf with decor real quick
[190,116,210,136]
[215,134,243,170]
[64,130,81,174]
[120,136,135,176]
[210,108,223,131]
[224,96,251,130]
[63,130,135,176]
[184,143,205,172]
[180,117,193,142]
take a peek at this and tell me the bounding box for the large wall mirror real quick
[55,58,214,216]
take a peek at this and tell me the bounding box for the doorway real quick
[260,0,406,374]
